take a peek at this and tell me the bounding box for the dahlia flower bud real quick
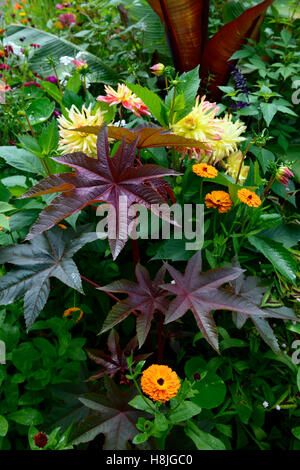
[71,58,88,72]
[150,63,165,76]
[275,165,294,186]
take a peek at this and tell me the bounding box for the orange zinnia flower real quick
[205,190,233,213]
[238,189,261,207]
[141,365,181,403]
[63,307,83,322]
[192,163,218,178]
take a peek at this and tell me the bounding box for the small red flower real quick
[24,81,41,88]
[34,432,48,448]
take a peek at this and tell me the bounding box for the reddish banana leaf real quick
[72,124,210,152]
[99,265,169,347]
[200,0,275,99]
[147,0,210,72]
[20,125,178,259]
[148,0,275,101]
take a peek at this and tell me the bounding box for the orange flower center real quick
[157,378,164,385]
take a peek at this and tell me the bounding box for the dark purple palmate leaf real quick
[228,272,298,353]
[20,125,178,259]
[99,264,169,347]
[162,251,273,352]
[71,375,149,450]
[86,329,151,382]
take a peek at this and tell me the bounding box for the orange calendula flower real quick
[14,2,23,10]
[205,190,233,213]
[63,307,83,322]
[141,364,181,403]
[238,189,261,207]
[193,163,218,178]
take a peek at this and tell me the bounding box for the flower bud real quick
[275,165,294,186]
[150,63,165,77]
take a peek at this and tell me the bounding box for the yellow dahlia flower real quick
[172,95,223,144]
[210,114,246,163]
[225,151,249,184]
[58,104,105,158]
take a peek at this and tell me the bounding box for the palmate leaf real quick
[229,273,299,353]
[99,264,169,347]
[162,251,272,352]
[20,125,178,259]
[0,225,96,328]
[86,329,151,381]
[72,124,210,152]
[200,0,275,99]
[71,376,148,450]
[147,0,210,72]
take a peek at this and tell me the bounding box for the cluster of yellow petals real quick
[172,96,246,163]
[225,150,249,183]
[237,189,262,207]
[58,104,105,158]
[141,365,181,403]
[205,191,233,213]
[192,163,218,179]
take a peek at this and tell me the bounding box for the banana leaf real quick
[5,25,119,84]
[148,0,275,100]
[200,0,275,99]
[147,0,210,72]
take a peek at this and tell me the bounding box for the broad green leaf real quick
[38,120,59,155]
[0,147,47,176]
[192,372,226,409]
[250,146,275,174]
[17,135,42,156]
[248,236,297,284]
[26,98,55,126]
[8,408,43,426]
[0,416,8,437]
[125,82,168,126]
[185,420,225,450]
[0,215,10,230]
[260,102,278,126]
[292,427,300,440]
[169,401,202,423]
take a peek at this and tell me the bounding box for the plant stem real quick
[80,275,120,302]
[262,175,276,199]
[128,362,156,413]
[169,84,177,127]
[24,113,36,138]
[157,312,164,363]
[132,239,140,267]
[235,138,255,184]
[52,62,63,94]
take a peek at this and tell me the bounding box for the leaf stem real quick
[80,275,120,302]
